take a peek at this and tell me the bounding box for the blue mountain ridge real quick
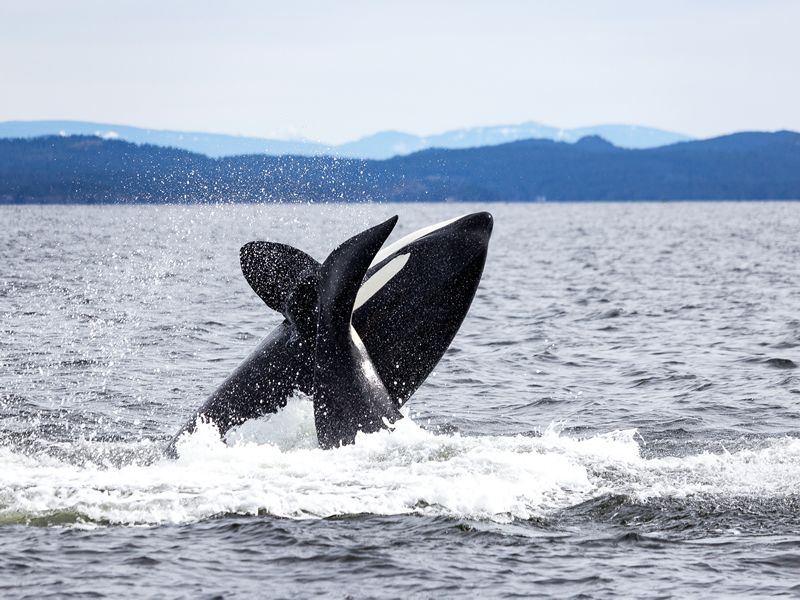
[1,130,798,202]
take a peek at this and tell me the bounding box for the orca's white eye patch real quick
[354,253,410,310]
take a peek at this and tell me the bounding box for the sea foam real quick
[2,398,800,527]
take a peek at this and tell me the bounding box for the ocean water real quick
[1,202,799,598]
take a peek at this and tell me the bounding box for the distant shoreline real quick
[2,132,799,203]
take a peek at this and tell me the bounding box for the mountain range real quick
[0,120,692,159]
[1,131,798,203]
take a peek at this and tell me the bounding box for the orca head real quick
[355,212,493,309]
[352,212,493,405]
[358,211,493,308]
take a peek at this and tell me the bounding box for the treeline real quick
[1,131,799,203]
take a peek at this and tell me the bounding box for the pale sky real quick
[1,0,798,144]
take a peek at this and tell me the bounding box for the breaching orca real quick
[166,212,492,455]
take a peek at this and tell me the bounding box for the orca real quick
[166,212,492,455]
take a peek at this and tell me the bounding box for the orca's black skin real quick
[353,211,493,406]
[313,217,402,448]
[165,322,313,455]
[166,212,492,456]
[165,245,321,456]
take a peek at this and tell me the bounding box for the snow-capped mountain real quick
[0,120,692,159]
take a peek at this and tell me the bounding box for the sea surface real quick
[1,202,799,599]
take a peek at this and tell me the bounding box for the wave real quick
[2,397,800,527]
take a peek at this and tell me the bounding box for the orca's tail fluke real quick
[313,216,402,448]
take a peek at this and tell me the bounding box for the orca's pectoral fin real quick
[240,241,320,316]
[313,216,401,448]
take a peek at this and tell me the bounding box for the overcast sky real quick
[1,0,798,143]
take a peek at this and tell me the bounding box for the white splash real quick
[2,400,800,526]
